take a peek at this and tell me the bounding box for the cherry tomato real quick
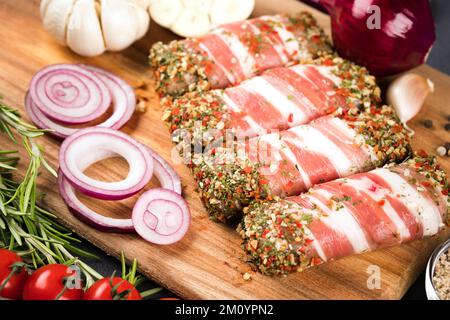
[83,277,141,300]
[0,249,28,300]
[22,264,83,300]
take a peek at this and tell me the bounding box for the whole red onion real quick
[319,0,436,76]
[301,0,327,12]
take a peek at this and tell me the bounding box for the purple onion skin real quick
[320,0,436,77]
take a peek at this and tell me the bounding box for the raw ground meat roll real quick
[239,153,449,275]
[150,12,332,97]
[164,55,381,147]
[191,105,411,223]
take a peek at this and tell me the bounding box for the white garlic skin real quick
[386,73,435,124]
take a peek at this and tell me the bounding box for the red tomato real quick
[0,249,28,300]
[83,277,141,300]
[22,264,84,300]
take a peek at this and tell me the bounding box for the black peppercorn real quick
[444,142,450,151]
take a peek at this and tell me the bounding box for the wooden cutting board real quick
[1,0,449,300]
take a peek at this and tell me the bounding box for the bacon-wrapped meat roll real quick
[239,154,449,275]
[192,105,411,222]
[151,12,332,96]
[164,55,381,147]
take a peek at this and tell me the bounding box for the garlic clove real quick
[133,2,151,39]
[131,0,152,10]
[210,0,255,27]
[182,0,213,15]
[171,9,210,38]
[101,0,141,51]
[41,0,75,45]
[149,0,183,29]
[40,0,52,18]
[386,73,434,124]
[67,0,106,57]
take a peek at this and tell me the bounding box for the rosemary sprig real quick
[0,101,101,286]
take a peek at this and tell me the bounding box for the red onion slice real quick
[80,65,136,130]
[132,188,190,245]
[29,64,111,124]
[59,127,153,200]
[58,171,135,233]
[25,91,67,140]
[147,147,182,195]
[25,66,135,139]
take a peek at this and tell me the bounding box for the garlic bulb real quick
[40,0,150,57]
[148,0,255,38]
[386,73,435,123]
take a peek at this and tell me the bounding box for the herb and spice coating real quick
[239,153,450,275]
[150,12,332,97]
[191,104,412,223]
[433,248,450,300]
[163,54,382,148]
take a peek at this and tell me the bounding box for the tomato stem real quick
[0,262,27,293]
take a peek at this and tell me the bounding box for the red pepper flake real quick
[322,58,334,66]
[378,200,385,206]
[203,62,212,74]
[442,189,449,196]
[311,35,321,43]
[417,149,428,158]
[304,238,314,245]
[288,113,294,123]
[295,221,303,228]
[421,181,431,188]
[242,167,252,174]
[311,258,322,266]
[325,106,337,114]
[259,178,269,185]
[392,124,403,133]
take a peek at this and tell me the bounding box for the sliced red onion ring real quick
[147,147,182,195]
[58,147,182,233]
[29,64,111,124]
[58,170,135,233]
[25,66,135,139]
[80,65,136,130]
[25,91,67,140]
[59,127,153,200]
[132,188,190,245]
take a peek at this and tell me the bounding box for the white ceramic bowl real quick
[425,238,450,300]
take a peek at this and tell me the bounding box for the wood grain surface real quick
[0,0,449,299]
